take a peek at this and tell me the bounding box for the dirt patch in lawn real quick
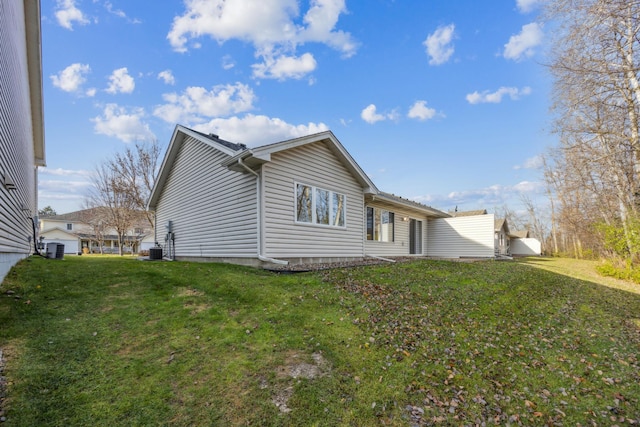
[177,287,205,297]
[269,351,331,413]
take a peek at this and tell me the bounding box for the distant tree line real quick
[542,0,640,279]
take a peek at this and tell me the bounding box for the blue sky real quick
[39,0,550,215]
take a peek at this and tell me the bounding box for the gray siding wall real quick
[262,141,365,259]
[364,204,428,257]
[154,136,258,258]
[1,1,37,282]
[427,214,495,258]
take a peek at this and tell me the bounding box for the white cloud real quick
[167,0,356,80]
[361,104,385,124]
[192,114,329,146]
[38,169,94,213]
[413,180,544,210]
[360,104,398,124]
[153,83,256,124]
[408,100,437,121]
[297,0,358,57]
[92,104,156,142]
[222,55,236,70]
[104,1,126,18]
[157,70,176,85]
[423,24,456,66]
[513,181,543,192]
[51,63,90,93]
[514,155,543,170]
[252,52,317,80]
[516,0,545,13]
[466,86,532,104]
[503,23,543,61]
[106,68,135,94]
[55,0,89,30]
[39,167,92,178]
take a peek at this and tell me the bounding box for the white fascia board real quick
[24,0,45,167]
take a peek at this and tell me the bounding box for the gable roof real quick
[495,218,510,234]
[510,229,530,239]
[220,130,378,194]
[148,125,248,210]
[148,126,450,218]
[449,209,487,217]
[41,207,111,222]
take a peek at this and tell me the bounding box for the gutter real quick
[236,158,289,266]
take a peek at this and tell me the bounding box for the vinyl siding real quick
[427,214,495,258]
[0,1,38,281]
[154,136,258,257]
[364,205,428,257]
[262,141,365,258]
[511,238,541,256]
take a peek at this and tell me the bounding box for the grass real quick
[0,256,639,426]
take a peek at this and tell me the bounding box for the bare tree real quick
[87,163,139,256]
[543,0,640,259]
[107,140,161,228]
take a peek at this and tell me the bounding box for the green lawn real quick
[1,256,639,426]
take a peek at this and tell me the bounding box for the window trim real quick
[366,206,395,242]
[66,223,73,231]
[294,182,347,228]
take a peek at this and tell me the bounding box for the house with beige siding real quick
[427,214,497,258]
[0,0,45,282]
[39,208,153,255]
[148,126,449,266]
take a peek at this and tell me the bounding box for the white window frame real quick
[294,182,346,228]
[366,206,395,242]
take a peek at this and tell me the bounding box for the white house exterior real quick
[510,238,541,256]
[148,126,449,266]
[39,208,153,255]
[427,214,496,258]
[0,0,45,283]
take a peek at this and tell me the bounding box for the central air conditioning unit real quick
[46,242,65,259]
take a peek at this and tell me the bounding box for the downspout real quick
[236,158,288,266]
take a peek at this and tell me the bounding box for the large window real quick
[366,207,394,242]
[296,183,346,227]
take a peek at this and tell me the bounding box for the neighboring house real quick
[428,213,534,258]
[427,213,497,258]
[509,230,542,256]
[0,1,45,282]
[495,218,511,256]
[147,126,450,266]
[39,208,153,254]
[448,209,488,217]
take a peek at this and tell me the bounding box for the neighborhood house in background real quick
[147,125,541,266]
[38,208,155,255]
